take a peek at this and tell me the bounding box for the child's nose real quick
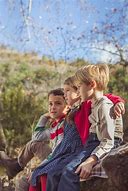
[51,104,56,110]
[64,93,67,98]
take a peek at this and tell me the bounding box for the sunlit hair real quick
[75,64,109,91]
[64,76,78,91]
[48,88,65,100]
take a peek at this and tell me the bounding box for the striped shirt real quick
[50,115,65,152]
[32,115,65,149]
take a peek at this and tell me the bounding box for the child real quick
[1,88,66,178]
[55,64,124,191]
[29,73,124,191]
[14,88,67,191]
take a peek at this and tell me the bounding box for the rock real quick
[81,178,117,191]
[102,143,128,191]
[81,143,128,191]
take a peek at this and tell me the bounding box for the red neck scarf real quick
[74,100,91,145]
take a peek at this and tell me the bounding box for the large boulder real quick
[81,143,128,191]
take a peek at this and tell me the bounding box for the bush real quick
[0,85,47,153]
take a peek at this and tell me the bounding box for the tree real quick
[0,0,128,64]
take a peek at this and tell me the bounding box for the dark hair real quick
[48,88,65,99]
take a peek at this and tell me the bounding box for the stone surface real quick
[81,143,128,191]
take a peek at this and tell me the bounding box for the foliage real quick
[108,65,128,99]
[1,85,47,152]
[108,64,128,138]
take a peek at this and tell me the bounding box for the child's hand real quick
[75,161,93,179]
[75,156,97,179]
[114,102,125,117]
[44,113,53,123]
[43,113,51,119]
[63,105,70,114]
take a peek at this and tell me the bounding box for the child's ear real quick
[90,80,96,88]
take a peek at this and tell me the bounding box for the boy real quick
[1,88,66,180]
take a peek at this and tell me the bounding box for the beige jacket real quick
[89,96,123,159]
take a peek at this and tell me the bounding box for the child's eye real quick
[56,102,62,105]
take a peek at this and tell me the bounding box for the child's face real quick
[77,81,94,102]
[48,94,66,120]
[63,84,80,107]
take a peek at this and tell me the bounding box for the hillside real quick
[0,45,128,191]
[0,45,128,145]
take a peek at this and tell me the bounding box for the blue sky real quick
[0,0,127,63]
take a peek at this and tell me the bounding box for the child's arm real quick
[34,113,50,131]
[105,93,124,104]
[113,102,125,117]
[105,93,125,117]
[32,113,51,141]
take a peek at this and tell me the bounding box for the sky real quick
[0,0,128,63]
